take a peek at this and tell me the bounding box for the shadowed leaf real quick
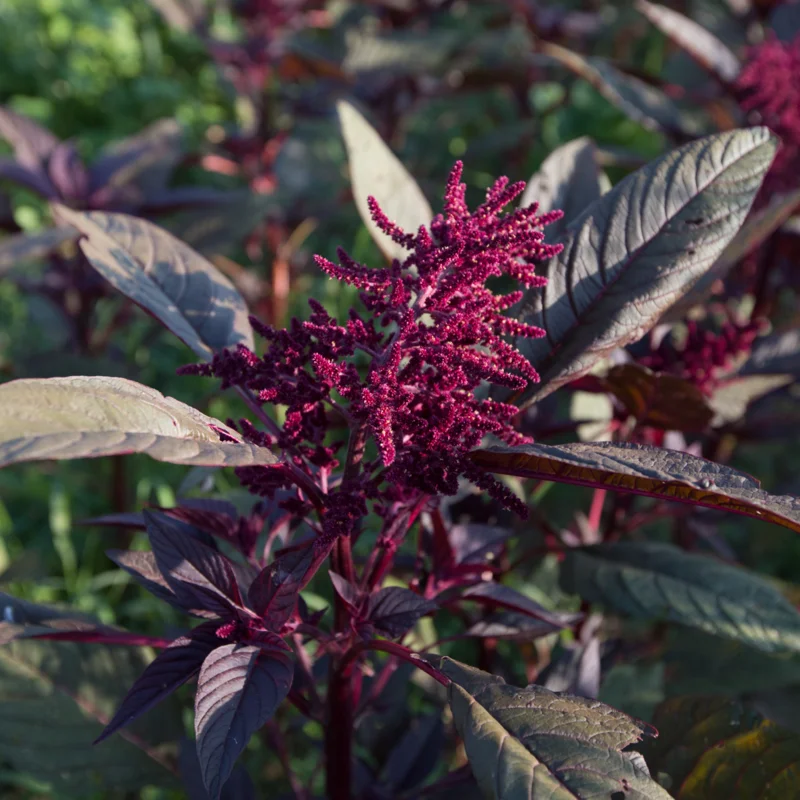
[97,622,220,743]
[541,43,703,136]
[365,588,437,638]
[441,657,669,799]
[603,364,714,431]
[520,137,603,239]
[636,1,741,83]
[742,330,800,377]
[465,611,565,641]
[470,441,800,534]
[0,376,277,468]
[195,643,293,800]
[643,695,800,799]
[53,206,254,358]
[462,583,581,628]
[513,127,776,405]
[144,510,243,617]
[179,737,256,800]
[561,542,800,653]
[337,100,432,262]
[0,633,179,794]
[708,374,793,425]
[0,106,59,172]
[0,227,77,276]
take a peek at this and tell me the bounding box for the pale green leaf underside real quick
[515,127,776,405]
[54,205,254,359]
[337,100,432,262]
[0,376,277,468]
[562,543,800,654]
[442,658,671,800]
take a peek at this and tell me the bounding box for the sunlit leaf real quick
[470,440,800,534]
[512,127,776,405]
[742,330,800,377]
[53,206,254,358]
[0,376,277,468]
[561,542,800,653]
[337,100,432,262]
[441,657,669,799]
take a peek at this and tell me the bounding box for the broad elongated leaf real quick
[365,588,437,638]
[602,363,713,431]
[337,100,432,262]
[541,43,702,136]
[97,622,220,743]
[561,542,800,653]
[53,206,254,358]
[665,186,800,319]
[465,612,565,642]
[0,226,76,276]
[0,376,277,468]
[742,330,800,377]
[643,695,800,799]
[0,633,179,794]
[636,1,741,83]
[195,643,293,800]
[145,510,242,617]
[179,737,256,800]
[519,138,603,239]
[441,657,669,799]
[248,538,335,628]
[470,441,800,534]
[513,127,776,404]
[0,106,59,172]
[462,582,581,628]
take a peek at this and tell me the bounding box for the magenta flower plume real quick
[735,33,800,199]
[182,162,563,525]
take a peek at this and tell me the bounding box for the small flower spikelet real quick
[183,162,563,517]
[735,34,800,199]
[642,318,762,395]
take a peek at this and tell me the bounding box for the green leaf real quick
[52,206,254,359]
[560,542,800,653]
[642,695,800,799]
[636,1,741,84]
[0,629,179,795]
[337,100,432,263]
[470,441,800,534]
[520,137,603,240]
[440,657,671,800]
[0,376,277,468]
[512,127,776,405]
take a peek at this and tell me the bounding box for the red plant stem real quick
[326,641,449,800]
[587,488,607,534]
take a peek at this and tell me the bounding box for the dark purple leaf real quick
[48,141,89,203]
[465,611,565,641]
[179,737,256,800]
[0,106,59,171]
[106,548,218,619]
[0,226,77,277]
[0,156,56,197]
[89,118,184,196]
[329,570,364,610]
[449,524,514,566]
[248,538,335,628]
[96,622,221,744]
[0,591,104,642]
[365,587,437,639]
[145,510,243,616]
[741,330,800,378]
[381,714,444,791]
[195,643,293,800]
[462,583,581,628]
[471,442,800,535]
[82,512,146,529]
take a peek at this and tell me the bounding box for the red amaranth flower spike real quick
[187,162,562,525]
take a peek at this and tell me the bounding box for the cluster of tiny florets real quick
[735,34,800,199]
[642,318,762,394]
[183,162,562,518]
